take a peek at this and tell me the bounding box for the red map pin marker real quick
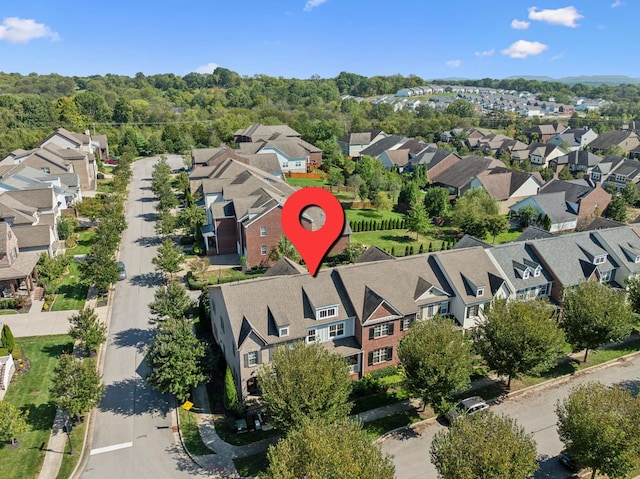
[281,187,345,277]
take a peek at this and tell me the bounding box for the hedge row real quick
[350,218,406,232]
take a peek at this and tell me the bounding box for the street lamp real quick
[63,417,74,455]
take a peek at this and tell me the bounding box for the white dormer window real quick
[534,267,541,277]
[635,255,640,264]
[593,255,607,265]
[279,326,289,337]
[522,270,530,279]
[316,306,338,320]
[476,287,484,297]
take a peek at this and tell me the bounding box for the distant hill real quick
[504,75,640,86]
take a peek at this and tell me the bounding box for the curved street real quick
[80,155,205,479]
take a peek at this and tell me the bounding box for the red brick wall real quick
[244,206,285,267]
[578,184,611,219]
[214,218,237,254]
[360,317,412,376]
[307,152,323,171]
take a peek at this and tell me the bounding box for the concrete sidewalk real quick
[1,300,78,337]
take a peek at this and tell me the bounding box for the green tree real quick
[372,191,393,214]
[605,194,628,223]
[405,202,432,240]
[473,299,564,388]
[0,401,29,445]
[561,281,634,362]
[75,197,104,222]
[452,187,500,238]
[516,204,538,228]
[68,308,107,357]
[177,205,206,236]
[625,274,640,315]
[78,245,121,294]
[148,282,193,321]
[257,342,352,432]
[485,215,509,243]
[50,354,105,421]
[398,181,421,208]
[621,181,639,206]
[398,316,473,412]
[112,97,133,124]
[340,243,367,264]
[268,236,301,262]
[558,167,573,180]
[267,418,395,479]
[1,323,16,354]
[146,316,207,402]
[445,99,476,118]
[188,257,210,282]
[223,365,240,414]
[155,209,177,236]
[423,187,451,218]
[57,214,79,241]
[430,412,538,479]
[152,239,185,280]
[556,382,640,479]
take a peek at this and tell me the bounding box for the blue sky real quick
[0,1,636,80]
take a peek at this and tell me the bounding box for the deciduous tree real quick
[561,281,634,362]
[267,418,395,479]
[152,239,185,280]
[405,202,432,240]
[452,187,500,239]
[423,187,451,218]
[398,316,473,412]
[0,401,29,445]
[50,354,105,421]
[268,236,301,263]
[431,412,538,479]
[148,282,192,321]
[257,342,352,432]
[473,298,564,388]
[68,308,107,356]
[146,316,207,402]
[556,382,640,479]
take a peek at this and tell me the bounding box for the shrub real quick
[351,374,385,398]
[97,172,105,180]
[186,271,206,290]
[0,299,16,309]
[369,366,399,380]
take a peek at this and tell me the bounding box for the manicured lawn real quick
[286,177,326,187]
[486,228,522,245]
[178,407,215,456]
[345,208,405,224]
[65,228,96,256]
[233,452,270,478]
[205,267,265,284]
[351,230,452,256]
[0,335,74,479]
[50,262,87,311]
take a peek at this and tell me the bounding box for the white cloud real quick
[194,62,219,74]
[445,59,461,68]
[550,53,563,61]
[501,40,548,58]
[611,0,623,7]
[511,19,530,29]
[528,6,583,27]
[475,49,495,57]
[0,17,59,43]
[304,0,328,11]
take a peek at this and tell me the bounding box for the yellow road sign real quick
[181,401,194,411]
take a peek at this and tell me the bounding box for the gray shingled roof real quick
[360,135,409,158]
[514,226,556,242]
[354,245,395,263]
[432,156,505,189]
[233,123,301,142]
[540,179,595,204]
[488,242,553,293]
[588,130,639,151]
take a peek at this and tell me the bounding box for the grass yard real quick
[285,177,326,187]
[65,228,96,256]
[178,407,215,456]
[233,452,270,478]
[345,208,405,224]
[50,262,87,311]
[0,335,74,479]
[351,230,452,256]
[486,228,523,245]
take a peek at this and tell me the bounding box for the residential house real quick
[379,149,410,171]
[337,130,387,158]
[431,156,505,197]
[516,143,566,168]
[550,150,603,175]
[0,223,40,299]
[587,130,640,155]
[547,127,598,152]
[539,180,611,223]
[510,192,578,233]
[233,123,301,143]
[195,159,349,267]
[469,168,543,213]
[190,146,282,178]
[359,135,411,159]
[237,136,322,173]
[523,124,567,142]
[407,147,461,179]
[0,165,82,207]
[591,157,640,191]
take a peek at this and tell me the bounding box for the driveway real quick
[380,354,640,479]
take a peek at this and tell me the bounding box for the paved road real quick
[80,155,204,479]
[380,354,640,479]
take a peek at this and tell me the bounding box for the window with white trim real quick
[534,267,541,277]
[593,255,606,265]
[600,270,613,283]
[329,322,344,338]
[400,317,413,331]
[439,301,449,315]
[371,323,395,339]
[247,351,258,367]
[307,329,317,343]
[261,245,267,255]
[260,226,267,237]
[370,347,393,365]
[538,283,550,297]
[522,269,530,279]
[279,326,289,337]
[317,306,338,320]
[476,287,484,297]
[466,304,480,318]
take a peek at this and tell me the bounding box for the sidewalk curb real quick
[174,404,215,472]
[375,348,640,445]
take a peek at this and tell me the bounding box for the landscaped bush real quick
[351,374,386,398]
[0,299,17,309]
[186,271,206,290]
[97,172,105,180]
